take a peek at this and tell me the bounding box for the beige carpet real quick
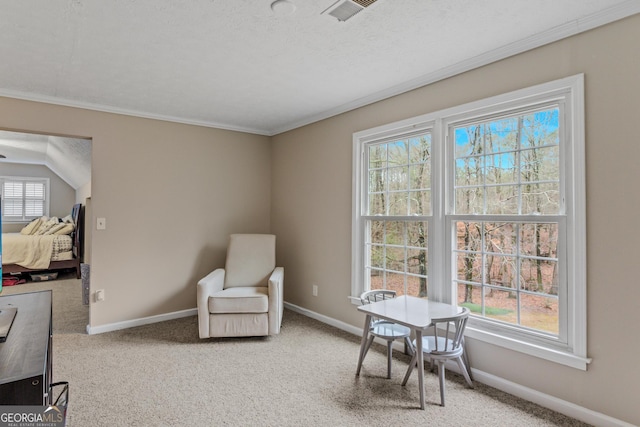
[1,276,590,426]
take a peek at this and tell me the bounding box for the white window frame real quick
[0,176,50,223]
[352,74,589,369]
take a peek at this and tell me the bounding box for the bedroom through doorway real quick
[1,129,91,334]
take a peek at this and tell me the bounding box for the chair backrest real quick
[224,234,276,288]
[430,307,470,354]
[360,289,397,305]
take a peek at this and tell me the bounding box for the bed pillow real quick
[20,217,43,235]
[35,217,60,235]
[61,214,75,224]
[51,223,75,235]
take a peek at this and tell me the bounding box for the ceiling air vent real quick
[322,0,379,22]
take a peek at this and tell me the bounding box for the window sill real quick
[465,326,592,370]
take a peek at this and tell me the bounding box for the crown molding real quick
[0,88,272,136]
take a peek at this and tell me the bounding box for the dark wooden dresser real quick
[0,290,53,405]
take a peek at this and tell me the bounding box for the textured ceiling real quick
[0,0,638,137]
[4,2,638,193]
[0,131,91,190]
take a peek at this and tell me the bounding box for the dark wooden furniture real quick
[3,203,84,278]
[0,291,53,405]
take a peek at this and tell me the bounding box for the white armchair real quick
[197,234,284,338]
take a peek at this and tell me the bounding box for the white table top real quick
[357,295,461,330]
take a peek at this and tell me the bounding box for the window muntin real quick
[1,178,49,222]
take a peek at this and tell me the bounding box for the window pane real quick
[485,153,518,185]
[483,289,518,324]
[455,187,483,214]
[486,254,516,289]
[368,170,386,193]
[453,107,561,217]
[520,223,558,258]
[369,144,387,169]
[368,192,386,215]
[385,221,404,245]
[408,190,430,215]
[388,166,408,191]
[407,275,427,298]
[408,135,431,164]
[407,248,427,275]
[454,126,483,157]
[386,246,405,273]
[409,163,430,190]
[521,146,559,182]
[386,272,406,295]
[368,245,384,269]
[370,220,384,244]
[485,185,518,214]
[520,258,558,295]
[522,182,560,214]
[456,221,482,251]
[387,192,408,216]
[520,109,559,149]
[455,157,483,187]
[387,140,408,167]
[455,220,560,336]
[520,294,559,334]
[484,223,517,254]
[369,269,384,291]
[456,252,481,283]
[485,118,518,154]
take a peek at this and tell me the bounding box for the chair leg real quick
[461,346,473,381]
[386,340,393,379]
[456,357,474,388]
[362,334,375,361]
[436,361,446,407]
[401,352,417,386]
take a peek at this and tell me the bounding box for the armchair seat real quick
[209,287,269,313]
[197,234,283,339]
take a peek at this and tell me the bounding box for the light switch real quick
[97,217,106,230]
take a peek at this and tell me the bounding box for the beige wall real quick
[271,14,640,425]
[0,162,76,232]
[0,99,272,327]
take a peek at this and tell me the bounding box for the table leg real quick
[416,329,425,409]
[356,314,372,376]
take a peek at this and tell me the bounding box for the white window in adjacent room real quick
[352,75,588,369]
[0,177,50,222]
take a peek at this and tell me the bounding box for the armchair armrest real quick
[268,267,284,335]
[197,268,225,338]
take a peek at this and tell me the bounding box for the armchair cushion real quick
[224,234,275,288]
[209,287,269,314]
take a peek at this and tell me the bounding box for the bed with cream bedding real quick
[2,204,83,278]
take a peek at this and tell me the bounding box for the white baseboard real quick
[284,301,633,427]
[86,308,197,335]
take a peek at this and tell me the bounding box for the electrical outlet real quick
[312,284,318,297]
[97,217,106,230]
[95,289,105,302]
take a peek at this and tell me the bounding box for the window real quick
[353,75,588,369]
[365,132,432,297]
[0,177,50,222]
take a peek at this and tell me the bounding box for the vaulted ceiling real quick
[0,0,638,186]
